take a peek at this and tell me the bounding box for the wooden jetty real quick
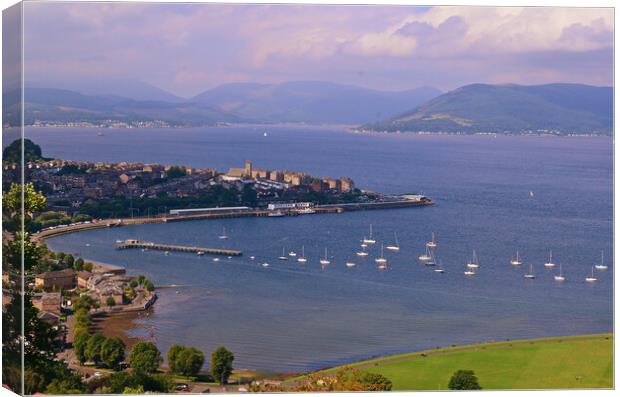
[115,239,242,256]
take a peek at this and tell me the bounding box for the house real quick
[76,271,93,288]
[32,292,62,315]
[35,269,75,290]
[99,285,124,306]
[37,311,60,327]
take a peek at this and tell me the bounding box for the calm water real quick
[21,126,613,372]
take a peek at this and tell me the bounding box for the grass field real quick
[301,334,613,390]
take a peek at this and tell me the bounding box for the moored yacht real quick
[386,232,400,251]
[466,250,479,269]
[426,232,437,248]
[356,246,369,256]
[375,244,387,265]
[585,266,597,282]
[510,251,522,266]
[554,264,566,282]
[524,264,535,279]
[419,246,432,262]
[218,227,229,239]
[320,248,331,266]
[544,250,556,268]
[346,261,356,268]
[594,251,608,270]
[297,246,307,263]
[278,247,288,260]
[363,225,376,245]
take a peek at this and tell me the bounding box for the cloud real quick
[21,3,613,97]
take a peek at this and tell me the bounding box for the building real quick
[32,292,62,315]
[244,160,252,177]
[251,168,270,179]
[340,178,354,192]
[77,271,93,288]
[35,269,75,290]
[99,285,124,306]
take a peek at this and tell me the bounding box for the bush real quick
[106,296,116,307]
[448,370,482,390]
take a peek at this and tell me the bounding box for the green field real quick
[303,334,613,390]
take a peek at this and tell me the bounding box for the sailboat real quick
[544,250,555,268]
[386,232,400,251]
[464,265,475,276]
[320,248,331,266]
[375,244,387,264]
[434,260,445,273]
[278,247,288,260]
[594,251,608,270]
[466,250,479,268]
[261,262,270,267]
[218,227,228,239]
[554,264,565,282]
[346,261,356,268]
[426,232,437,248]
[297,246,307,263]
[418,246,432,262]
[356,245,369,256]
[363,225,376,244]
[524,264,535,279]
[425,249,437,266]
[585,266,597,282]
[360,240,368,248]
[510,251,522,266]
[375,245,387,270]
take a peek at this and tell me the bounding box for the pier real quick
[115,239,242,256]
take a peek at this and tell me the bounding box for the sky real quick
[21,2,614,98]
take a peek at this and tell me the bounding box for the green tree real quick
[73,329,91,365]
[65,254,75,267]
[2,138,46,163]
[85,333,106,364]
[448,370,482,390]
[100,337,126,369]
[84,261,93,271]
[106,296,116,307]
[360,372,392,391]
[168,344,204,377]
[128,341,162,374]
[210,346,234,385]
[74,257,85,271]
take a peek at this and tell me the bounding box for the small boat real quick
[263,132,268,137]
[544,250,556,268]
[261,262,270,268]
[524,264,535,279]
[97,132,104,137]
[464,267,475,276]
[346,262,356,268]
[585,266,597,283]
[529,190,534,198]
[510,251,522,266]
[249,256,256,260]
[227,256,232,259]
[594,251,608,270]
[466,250,479,269]
[375,244,387,264]
[356,246,369,256]
[362,225,376,245]
[360,240,368,248]
[85,243,91,247]
[434,260,445,273]
[426,232,437,249]
[288,251,297,257]
[164,251,170,256]
[425,250,437,266]
[418,246,432,262]
[319,248,331,266]
[297,246,307,263]
[554,264,566,282]
[268,210,285,217]
[213,257,220,262]
[386,232,400,251]
[197,251,205,256]
[218,227,228,239]
[278,247,288,260]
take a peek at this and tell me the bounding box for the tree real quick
[65,254,75,267]
[448,370,482,390]
[84,261,93,271]
[2,138,46,163]
[168,344,204,377]
[210,346,234,385]
[100,337,126,369]
[360,372,393,391]
[128,341,162,373]
[74,258,85,271]
[73,329,91,365]
[85,333,106,364]
[106,296,116,307]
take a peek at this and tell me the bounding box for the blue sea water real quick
[20,125,613,372]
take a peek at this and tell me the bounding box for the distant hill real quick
[192,81,442,124]
[4,87,242,127]
[363,83,613,135]
[26,79,185,103]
